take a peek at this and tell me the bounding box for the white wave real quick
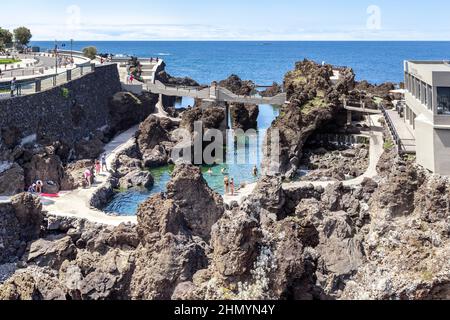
[157,53,171,56]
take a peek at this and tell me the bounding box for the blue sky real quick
[2,0,450,40]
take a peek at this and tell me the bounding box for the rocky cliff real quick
[262,59,355,178]
[1,154,449,300]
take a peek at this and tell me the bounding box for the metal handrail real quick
[380,104,409,154]
[0,64,95,99]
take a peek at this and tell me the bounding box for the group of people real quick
[27,180,44,194]
[215,165,259,196]
[83,154,108,188]
[126,71,135,84]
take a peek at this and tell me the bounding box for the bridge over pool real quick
[143,81,287,105]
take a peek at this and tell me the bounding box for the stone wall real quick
[0,64,122,152]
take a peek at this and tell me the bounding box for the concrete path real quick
[42,94,174,226]
[42,125,139,226]
[224,114,385,205]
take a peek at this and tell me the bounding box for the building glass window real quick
[437,87,450,115]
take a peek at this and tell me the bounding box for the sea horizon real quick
[31,40,450,85]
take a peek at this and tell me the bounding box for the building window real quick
[437,87,450,115]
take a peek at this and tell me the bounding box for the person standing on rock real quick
[101,154,108,172]
[253,165,258,177]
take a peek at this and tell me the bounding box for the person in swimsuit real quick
[35,180,43,193]
[84,169,92,188]
[230,178,235,196]
[224,176,230,195]
[95,159,101,175]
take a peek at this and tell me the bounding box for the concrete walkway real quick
[42,125,140,226]
[224,114,385,205]
[41,93,177,226]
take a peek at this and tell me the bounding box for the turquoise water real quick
[104,102,280,216]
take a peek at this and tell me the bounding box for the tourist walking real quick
[95,159,101,175]
[224,176,230,195]
[84,169,92,188]
[101,154,108,172]
[10,77,16,97]
[230,178,235,196]
[89,166,96,185]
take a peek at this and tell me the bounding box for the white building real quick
[403,60,450,176]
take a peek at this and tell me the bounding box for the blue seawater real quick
[32,41,450,84]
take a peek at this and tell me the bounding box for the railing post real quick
[67,69,72,82]
[53,75,56,87]
[35,79,41,93]
[91,63,95,72]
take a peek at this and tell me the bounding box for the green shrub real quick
[82,46,98,60]
[383,139,395,150]
[61,87,70,99]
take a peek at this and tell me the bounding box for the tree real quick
[13,27,32,46]
[0,28,13,47]
[83,46,98,60]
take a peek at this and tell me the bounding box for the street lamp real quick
[70,39,73,61]
[54,40,58,75]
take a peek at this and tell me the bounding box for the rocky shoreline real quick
[1,59,449,300]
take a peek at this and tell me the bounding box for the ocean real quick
[31,41,450,85]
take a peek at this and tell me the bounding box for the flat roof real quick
[407,60,450,73]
